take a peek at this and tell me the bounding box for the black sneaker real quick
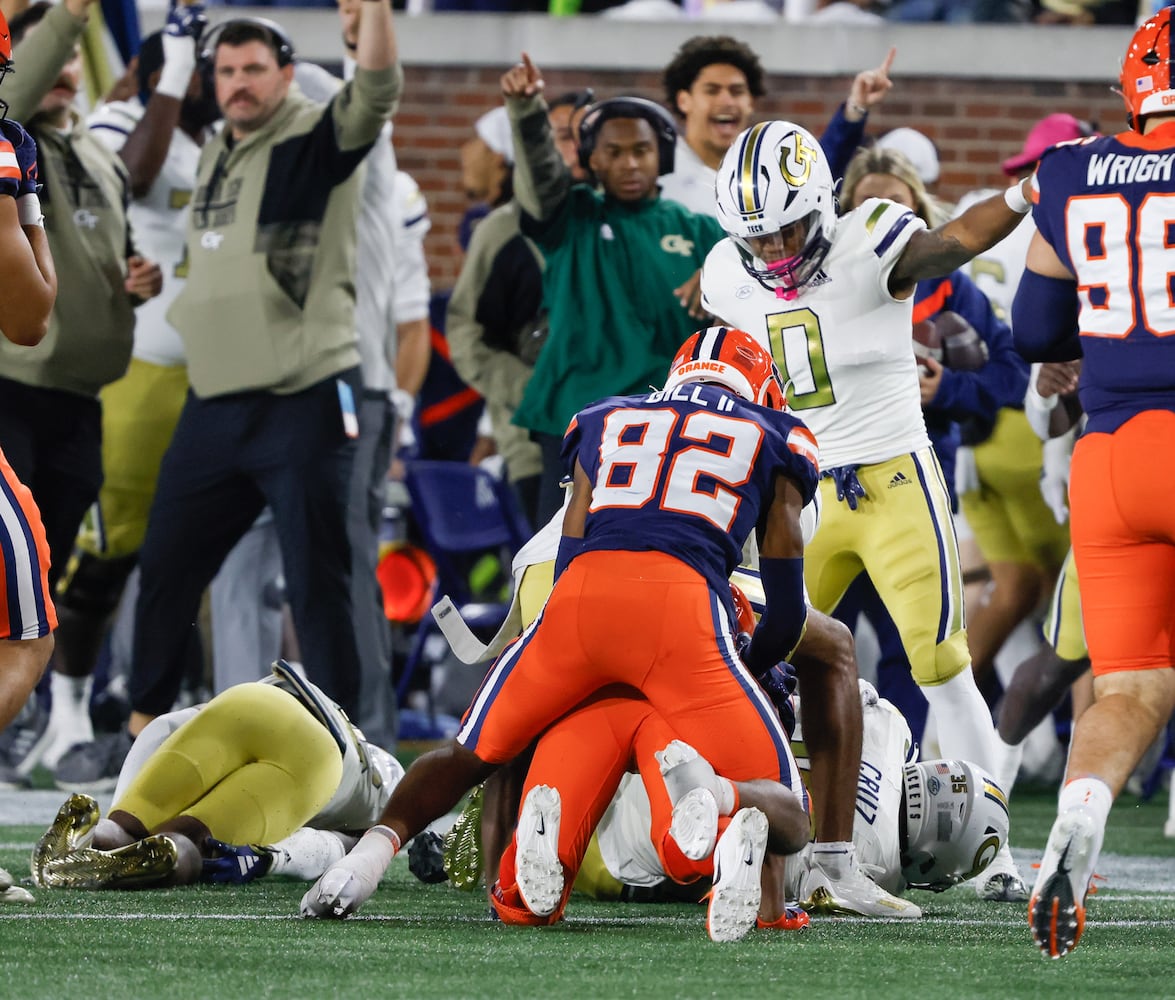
[0,703,52,778]
[53,729,134,794]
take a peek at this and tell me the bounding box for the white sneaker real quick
[515,784,564,918]
[974,843,1029,902]
[655,739,721,861]
[798,857,922,919]
[707,807,768,943]
[1029,809,1102,959]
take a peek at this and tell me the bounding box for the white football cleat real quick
[655,739,721,861]
[798,857,922,920]
[973,843,1029,902]
[707,807,768,943]
[1029,808,1101,959]
[515,784,564,918]
[0,867,30,903]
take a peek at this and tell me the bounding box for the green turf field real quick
[2,786,1174,1000]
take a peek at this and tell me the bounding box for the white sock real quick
[45,673,94,767]
[993,733,1024,799]
[811,841,855,880]
[268,828,351,880]
[1058,776,1113,827]
[919,669,998,773]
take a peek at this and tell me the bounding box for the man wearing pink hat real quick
[1001,113,1094,177]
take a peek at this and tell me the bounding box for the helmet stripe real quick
[738,122,770,217]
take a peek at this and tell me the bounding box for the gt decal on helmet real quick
[664,326,787,411]
[716,121,836,301]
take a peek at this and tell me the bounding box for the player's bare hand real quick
[501,53,544,100]
[918,354,943,405]
[674,270,710,321]
[125,256,163,300]
[1035,359,1081,398]
[847,47,895,119]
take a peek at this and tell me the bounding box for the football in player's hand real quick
[912,311,989,371]
[912,319,943,364]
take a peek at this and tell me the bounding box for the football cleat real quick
[756,905,810,931]
[974,844,1029,903]
[707,807,768,943]
[656,740,721,861]
[40,835,178,890]
[0,865,34,905]
[798,858,922,919]
[201,838,275,884]
[515,784,564,919]
[31,793,101,887]
[443,783,485,891]
[1029,809,1101,959]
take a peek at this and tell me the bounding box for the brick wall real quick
[393,65,1124,291]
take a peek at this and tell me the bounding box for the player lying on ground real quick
[300,328,821,922]
[490,692,811,942]
[31,661,403,889]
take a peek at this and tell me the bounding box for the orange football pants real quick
[458,550,798,785]
[491,693,738,925]
[1069,410,1175,675]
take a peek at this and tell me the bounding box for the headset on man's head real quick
[576,96,678,176]
[200,16,296,69]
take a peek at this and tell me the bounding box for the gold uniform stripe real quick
[864,202,890,234]
[739,122,771,216]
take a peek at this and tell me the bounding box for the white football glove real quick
[954,445,980,499]
[299,828,397,919]
[156,5,204,100]
[1039,432,1075,525]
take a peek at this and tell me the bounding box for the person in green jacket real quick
[502,53,724,520]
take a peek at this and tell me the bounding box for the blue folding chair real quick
[395,460,532,707]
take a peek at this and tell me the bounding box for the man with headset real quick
[124,2,402,742]
[502,53,725,518]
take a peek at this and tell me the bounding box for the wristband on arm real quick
[1012,270,1082,362]
[743,556,808,677]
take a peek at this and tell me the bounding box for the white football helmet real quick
[900,759,1009,892]
[714,120,837,300]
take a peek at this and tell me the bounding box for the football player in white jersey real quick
[31,660,405,890]
[700,120,1034,902]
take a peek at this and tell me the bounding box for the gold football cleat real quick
[40,834,178,890]
[31,793,101,887]
[443,783,485,891]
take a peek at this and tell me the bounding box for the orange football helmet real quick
[1120,7,1175,131]
[664,326,787,411]
[0,9,9,68]
[729,582,757,635]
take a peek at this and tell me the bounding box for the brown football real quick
[935,311,989,371]
[912,318,943,363]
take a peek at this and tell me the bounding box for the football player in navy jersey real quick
[301,328,822,923]
[0,10,58,901]
[1014,9,1175,960]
